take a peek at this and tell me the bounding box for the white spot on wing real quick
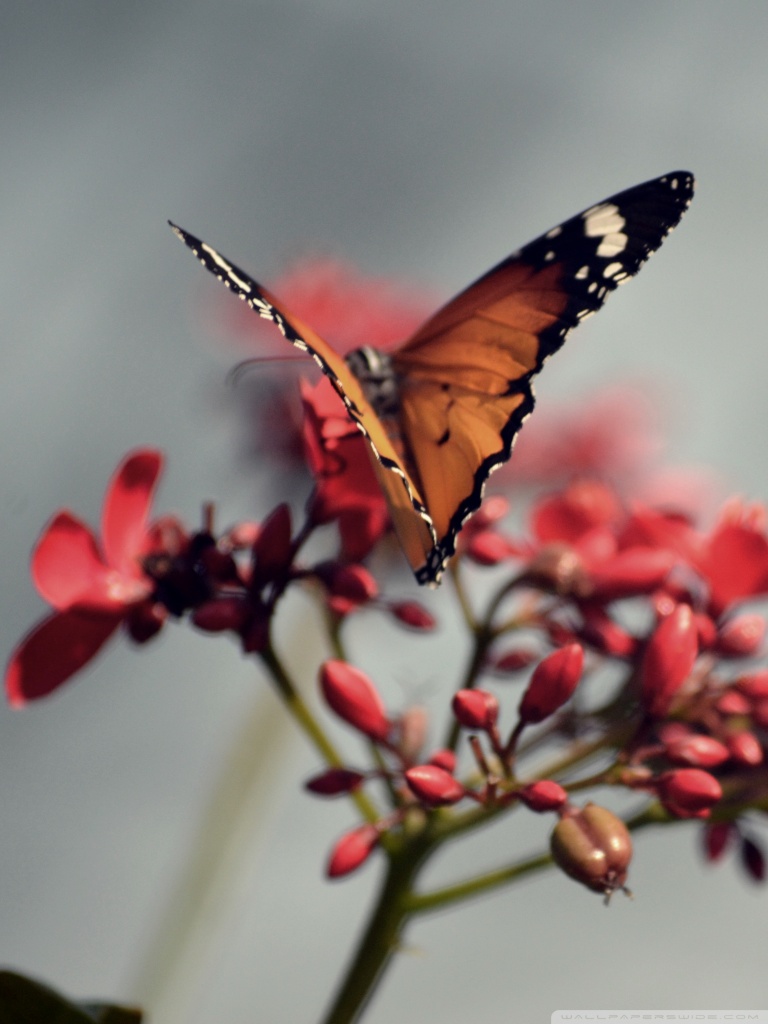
[596,232,628,257]
[546,225,562,239]
[575,265,589,280]
[603,261,624,279]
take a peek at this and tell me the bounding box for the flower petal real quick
[102,449,164,574]
[32,512,110,610]
[5,610,121,705]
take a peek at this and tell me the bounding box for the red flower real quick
[301,378,390,562]
[5,450,174,704]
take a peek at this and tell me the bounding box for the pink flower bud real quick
[327,824,380,878]
[694,613,718,649]
[395,705,429,762]
[640,604,698,717]
[550,803,632,897]
[428,748,457,774]
[518,644,584,724]
[466,495,509,531]
[663,733,730,768]
[741,836,766,882]
[716,614,766,657]
[404,765,465,806]
[656,768,722,818]
[465,530,512,566]
[452,689,499,731]
[519,780,568,812]
[388,600,436,631]
[305,768,366,796]
[727,730,763,766]
[319,660,389,742]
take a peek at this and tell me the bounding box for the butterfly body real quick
[171,171,693,585]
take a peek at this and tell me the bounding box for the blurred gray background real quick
[2,2,768,1022]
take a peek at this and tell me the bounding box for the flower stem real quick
[320,838,430,1024]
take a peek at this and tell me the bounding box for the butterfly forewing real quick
[171,171,693,587]
[392,171,694,582]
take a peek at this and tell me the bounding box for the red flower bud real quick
[451,689,499,731]
[319,660,389,742]
[518,644,584,724]
[589,547,675,601]
[251,503,293,588]
[466,495,509,531]
[388,600,436,631]
[716,614,766,658]
[428,748,457,774]
[736,670,768,700]
[305,768,366,796]
[465,530,512,567]
[404,765,465,806]
[657,768,722,818]
[191,596,251,633]
[727,730,763,766]
[519,780,568,812]
[550,803,632,897]
[315,562,379,609]
[327,824,380,878]
[716,690,751,716]
[489,647,538,674]
[694,613,718,650]
[663,733,730,768]
[640,604,698,717]
[741,836,766,882]
[702,821,735,861]
[578,606,637,659]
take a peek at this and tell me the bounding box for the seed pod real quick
[550,803,632,899]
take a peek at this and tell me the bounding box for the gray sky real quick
[2,3,768,1022]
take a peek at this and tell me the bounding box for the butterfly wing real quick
[391,171,694,583]
[169,222,439,571]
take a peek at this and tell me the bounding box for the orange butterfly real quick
[171,171,693,585]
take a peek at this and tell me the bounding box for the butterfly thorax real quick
[345,346,400,417]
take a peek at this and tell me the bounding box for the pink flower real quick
[5,450,175,704]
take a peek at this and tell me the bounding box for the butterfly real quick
[170,170,693,586]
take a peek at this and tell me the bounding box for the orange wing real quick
[391,171,694,582]
[169,222,438,575]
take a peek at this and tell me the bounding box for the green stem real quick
[258,641,379,823]
[405,850,553,913]
[320,838,430,1024]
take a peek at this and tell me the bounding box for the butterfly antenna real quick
[227,353,308,388]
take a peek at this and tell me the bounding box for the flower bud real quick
[251,503,293,589]
[663,733,730,768]
[741,836,766,882]
[395,705,429,763]
[589,547,675,601]
[191,596,251,633]
[319,660,389,742]
[702,821,735,862]
[489,647,538,674]
[519,780,568,812]
[518,644,584,724]
[640,604,698,717]
[327,824,380,878]
[736,670,768,700]
[305,768,365,796]
[388,600,436,631]
[656,768,722,818]
[715,690,751,716]
[404,765,465,807]
[727,730,763,766]
[452,689,499,731]
[428,748,457,774]
[550,804,632,897]
[716,614,766,658]
[465,530,512,567]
